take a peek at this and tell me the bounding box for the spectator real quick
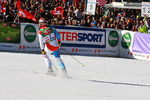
[126,18,133,30]
[138,17,149,33]
[90,17,98,28]
[0,0,148,33]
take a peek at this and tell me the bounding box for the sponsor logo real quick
[108,31,119,47]
[24,25,36,42]
[121,32,131,49]
[59,30,106,48]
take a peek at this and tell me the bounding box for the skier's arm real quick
[54,28,61,46]
[38,33,45,50]
[38,33,48,56]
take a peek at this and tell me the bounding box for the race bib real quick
[43,33,56,42]
[44,35,51,42]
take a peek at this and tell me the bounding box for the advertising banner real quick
[0,23,21,51]
[0,24,119,57]
[106,29,120,55]
[0,23,40,52]
[1,23,150,61]
[141,2,150,17]
[132,33,150,54]
[86,0,97,15]
[119,31,150,60]
[19,23,40,51]
[119,30,135,58]
[53,26,119,56]
[131,33,150,60]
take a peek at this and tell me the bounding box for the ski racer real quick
[38,18,67,75]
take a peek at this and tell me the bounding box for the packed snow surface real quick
[0,52,150,100]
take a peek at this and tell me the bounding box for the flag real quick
[16,0,36,22]
[18,9,36,22]
[16,0,21,9]
[51,7,64,17]
[2,4,6,13]
[97,0,107,7]
[74,0,80,3]
[0,4,2,13]
[2,3,6,14]
[0,0,6,15]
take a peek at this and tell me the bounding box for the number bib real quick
[43,32,56,43]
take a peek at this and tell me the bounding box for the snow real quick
[0,52,150,100]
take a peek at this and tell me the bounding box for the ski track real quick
[0,52,150,100]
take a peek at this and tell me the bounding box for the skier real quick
[38,18,67,76]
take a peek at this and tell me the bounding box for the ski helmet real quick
[39,18,48,28]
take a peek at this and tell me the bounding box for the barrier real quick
[53,26,120,56]
[0,23,40,52]
[119,30,150,60]
[119,30,135,59]
[0,22,150,61]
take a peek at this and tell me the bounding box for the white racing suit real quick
[38,26,66,70]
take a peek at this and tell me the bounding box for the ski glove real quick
[41,49,46,55]
[41,49,48,58]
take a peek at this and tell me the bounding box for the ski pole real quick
[60,47,85,67]
[70,55,85,67]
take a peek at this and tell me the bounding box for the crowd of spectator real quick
[0,0,150,33]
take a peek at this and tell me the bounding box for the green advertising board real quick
[108,31,119,47]
[121,32,132,49]
[0,23,20,43]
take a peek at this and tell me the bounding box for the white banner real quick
[19,23,40,51]
[119,30,135,58]
[86,0,97,15]
[141,2,150,17]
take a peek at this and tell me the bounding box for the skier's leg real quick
[44,55,56,75]
[53,50,66,72]
[44,47,53,70]
[44,55,52,68]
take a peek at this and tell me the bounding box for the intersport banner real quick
[53,26,119,56]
